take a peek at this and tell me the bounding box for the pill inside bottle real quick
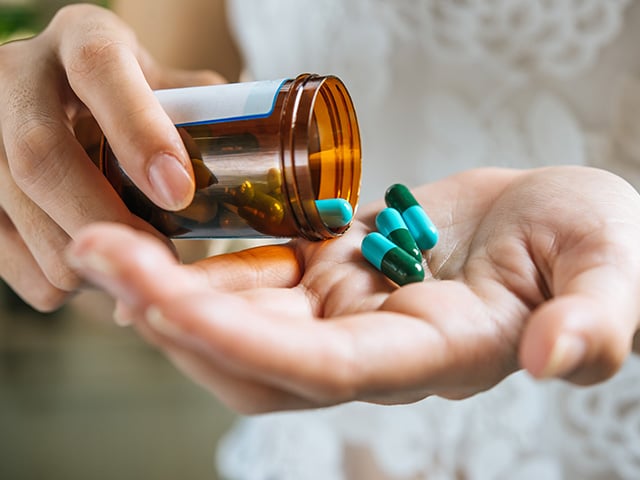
[100,74,362,241]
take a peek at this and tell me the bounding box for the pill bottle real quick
[99,73,361,240]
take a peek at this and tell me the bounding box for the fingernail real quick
[67,251,137,306]
[67,250,114,276]
[540,334,587,378]
[148,153,194,211]
[146,305,186,339]
[113,303,132,327]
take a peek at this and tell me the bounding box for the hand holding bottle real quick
[0,4,222,310]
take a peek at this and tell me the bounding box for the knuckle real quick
[67,36,130,82]
[43,259,81,293]
[0,38,25,74]
[51,4,88,25]
[7,118,63,191]
[24,283,69,313]
[50,3,111,31]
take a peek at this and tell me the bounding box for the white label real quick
[154,78,287,126]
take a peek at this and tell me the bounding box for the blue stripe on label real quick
[157,78,288,127]
[244,78,287,116]
[175,111,274,127]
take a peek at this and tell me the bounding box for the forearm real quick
[111,0,242,81]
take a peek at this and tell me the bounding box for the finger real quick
[135,282,504,405]
[51,4,194,211]
[114,301,314,412]
[0,144,82,294]
[0,209,68,311]
[192,245,302,291]
[520,228,640,384]
[164,347,315,413]
[0,51,159,240]
[132,313,315,413]
[145,59,227,90]
[66,222,302,304]
[520,271,640,385]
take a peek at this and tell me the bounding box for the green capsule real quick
[361,232,424,286]
[315,198,353,228]
[375,207,422,261]
[385,184,438,250]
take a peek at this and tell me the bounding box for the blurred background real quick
[0,1,238,479]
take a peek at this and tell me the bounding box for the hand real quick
[0,4,223,310]
[66,166,640,413]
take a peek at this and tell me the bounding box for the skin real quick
[66,166,640,414]
[2,2,640,416]
[0,4,226,310]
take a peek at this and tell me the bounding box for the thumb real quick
[520,259,640,385]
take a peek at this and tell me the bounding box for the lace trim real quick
[229,0,631,82]
[219,2,640,479]
[218,362,640,480]
[404,0,632,77]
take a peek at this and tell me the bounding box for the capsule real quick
[238,190,285,225]
[361,232,424,286]
[224,180,256,207]
[385,184,438,250]
[267,167,283,194]
[375,207,422,261]
[315,198,353,228]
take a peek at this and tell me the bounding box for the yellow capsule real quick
[227,180,255,206]
[267,167,282,193]
[238,190,285,225]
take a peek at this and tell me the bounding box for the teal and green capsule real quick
[385,184,438,250]
[315,198,353,228]
[375,207,422,261]
[361,232,424,286]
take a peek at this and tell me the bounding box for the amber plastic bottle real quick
[100,74,361,240]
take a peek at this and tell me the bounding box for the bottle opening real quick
[284,75,362,239]
[309,77,361,213]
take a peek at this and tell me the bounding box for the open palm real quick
[68,166,640,413]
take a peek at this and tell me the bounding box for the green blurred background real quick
[0,2,237,479]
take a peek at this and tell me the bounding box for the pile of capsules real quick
[164,163,355,237]
[362,184,438,286]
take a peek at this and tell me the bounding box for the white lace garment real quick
[216,1,640,478]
